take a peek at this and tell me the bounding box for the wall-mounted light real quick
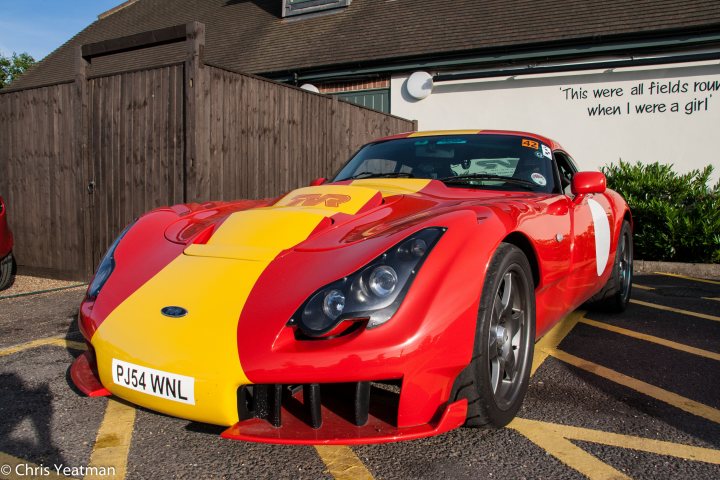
[300,83,320,93]
[406,71,433,100]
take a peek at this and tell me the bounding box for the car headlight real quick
[291,227,445,337]
[86,222,134,300]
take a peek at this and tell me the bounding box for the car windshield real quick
[333,134,556,192]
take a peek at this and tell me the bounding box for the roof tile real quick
[8,0,720,90]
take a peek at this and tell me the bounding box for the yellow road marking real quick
[632,283,654,290]
[630,299,720,322]
[579,318,720,361]
[0,452,77,479]
[703,297,720,302]
[524,309,720,478]
[508,420,631,480]
[531,310,584,375]
[314,446,374,480]
[0,337,86,357]
[85,399,136,480]
[510,418,720,465]
[654,272,720,285]
[546,347,720,424]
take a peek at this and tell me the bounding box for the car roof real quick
[375,129,564,151]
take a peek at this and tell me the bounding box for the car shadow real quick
[0,373,68,467]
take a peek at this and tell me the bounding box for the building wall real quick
[391,61,720,180]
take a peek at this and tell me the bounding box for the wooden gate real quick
[87,65,185,266]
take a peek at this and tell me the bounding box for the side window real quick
[554,152,577,196]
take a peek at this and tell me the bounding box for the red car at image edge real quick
[0,195,15,290]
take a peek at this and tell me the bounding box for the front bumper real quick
[70,350,467,444]
[223,387,467,445]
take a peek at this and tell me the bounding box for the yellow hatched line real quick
[510,418,720,465]
[579,318,720,361]
[654,272,720,285]
[630,299,720,322]
[522,311,632,479]
[0,337,86,357]
[522,309,720,478]
[85,399,136,480]
[531,310,584,375]
[703,297,720,302]
[509,418,629,480]
[314,446,374,480]
[632,283,654,290]
[546,347,720,424]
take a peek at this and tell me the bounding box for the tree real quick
[0,52,36,89]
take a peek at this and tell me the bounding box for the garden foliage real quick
[602,161,720,264]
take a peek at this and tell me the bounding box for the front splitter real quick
[221,399,468,445]
[70,351,111,397]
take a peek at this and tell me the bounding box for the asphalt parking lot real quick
[1,273,718,479]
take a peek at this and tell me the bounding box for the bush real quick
[602,161,720,264]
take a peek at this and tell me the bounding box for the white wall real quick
[391,61,720,182]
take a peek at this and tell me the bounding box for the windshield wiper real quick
[439,174,536,190]
[346,171,416,180]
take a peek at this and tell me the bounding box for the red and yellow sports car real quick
[71,130,633,444]
[0,195,15,290]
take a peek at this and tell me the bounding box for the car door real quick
[556,151,615,307]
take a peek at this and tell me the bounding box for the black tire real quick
[451,243,536,427]
[0,251,15,290]
[585,220,633,312]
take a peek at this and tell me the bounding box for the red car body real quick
[71,130,631,444]
[0,196,13,262]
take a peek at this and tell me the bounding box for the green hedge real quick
[602,161,720,264]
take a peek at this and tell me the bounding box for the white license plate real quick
[112,359,195,405]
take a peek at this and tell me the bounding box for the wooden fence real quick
[0,82,86,278]
[0,22,415,280]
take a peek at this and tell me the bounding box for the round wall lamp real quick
[406,71,433,100]
[300,83,320,93]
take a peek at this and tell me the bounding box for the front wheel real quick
[451,243,536,427]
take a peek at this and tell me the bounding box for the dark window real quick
[335,89,389,113]
[282,0,351,17]
[554,151,578,195]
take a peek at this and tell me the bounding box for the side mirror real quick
[309,177,327,186]
[571,171,606,196]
